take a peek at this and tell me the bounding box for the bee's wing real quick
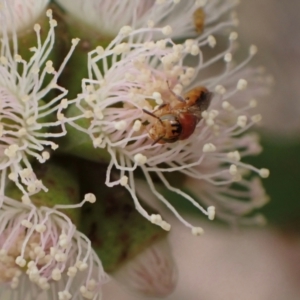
[187,105,205,120]
[187,91,213,120]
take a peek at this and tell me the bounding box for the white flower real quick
[114,238,177,298]
[0,194,108,299]
[0,0,49,33]
[55,0,238,40]
[0,7,79,199]
[68,27,269,234]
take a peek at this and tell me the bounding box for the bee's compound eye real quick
[160,114,182,142]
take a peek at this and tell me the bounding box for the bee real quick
[143,84,212,145]
[193,8,205,34]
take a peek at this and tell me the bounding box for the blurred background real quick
[1,0,299,299]
[103,1,300,299]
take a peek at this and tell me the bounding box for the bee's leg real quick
[166,81,185,103]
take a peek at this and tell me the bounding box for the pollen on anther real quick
[229,164,238,175]
[26,116,35,125]
[34,24,41,32]
[0,56,8,64]
[94,108,104,119]
[35,224,46,233]
[250,45,258,55]
[120,176,128,186]
[237,115,247,127]
[191,45,200,56]
[259,168,270,178]
[152,92,163,105]
[4,144,19,158]
[120,25,133,36]
[87,279,97,291]
[93,137,103,147]
[207,206,215,220]
[22,195,31,205]
[227,151,241,162]
[67,266,77,277]
[46,9,52,17]
[203,143,216,153]
[15,256,26,267]
[17,128,26,137]
[229,32,238,41]
[78,262,88,272]
[14,54,22,62]
[8,172,17,182]
[252,114,262,123]
[192,227,204,236]
[21,220,33,228]
[207,35,216,48]
[114,120,126,130]
[113,43,129,55]
[133,120,142,132]
[237,79,248,90]
[84,193,96,203]
[249,99,257,108]
[156,39,167,49]
[51,143,59,150]
[52,268,62,281]
[72,38,80,46]
[222,101,234,111]
[50,19,57,27]
[150,214,162,224]
[215,85,226,95]
[46,60,55,73]
[42,151,50,161]
[161,221,171,231]
[134,153,147,165]
[224,53,232,62]
[162,25,172,35]
[96,46,104,55]
[60,99,68,109]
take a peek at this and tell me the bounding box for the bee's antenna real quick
[142,109,163,125]
[166,80,185,103]
[152,136,164,145]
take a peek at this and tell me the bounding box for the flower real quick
[55,0,238,40]
[114,238,177,298]
[0,193,108,300]
[66,26,270,234]
[0,7,79,200]
[182,65,271,226]
[0,0,49,34]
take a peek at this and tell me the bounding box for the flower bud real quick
[114,238,177,298]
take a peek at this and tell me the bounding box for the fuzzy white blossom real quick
[0,194,108,300]
[67,26,270,234]
[0,0,49,33]
[114,239,177,298]
[55,0,238,40]
[0,7,78,200]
